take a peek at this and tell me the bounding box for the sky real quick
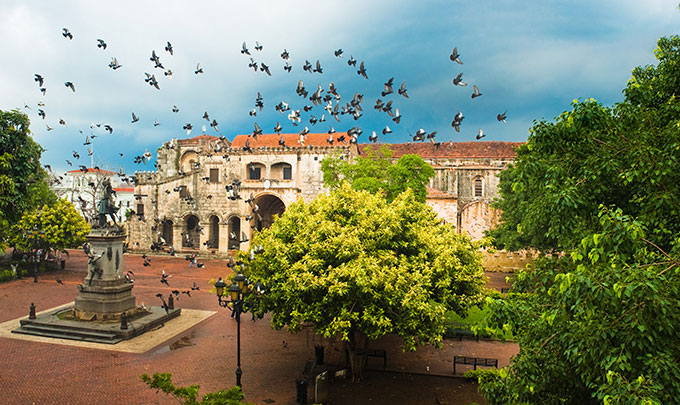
[1,0,679,175]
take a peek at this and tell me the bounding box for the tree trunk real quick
[345,330,368,382]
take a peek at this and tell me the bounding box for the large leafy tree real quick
[9,198,90,261]
[479,36,680,403]
[0,109,56,249]
[489,37,680,253]
[239,183,485,381]
[482,209,680,404]
[321,145,435,202]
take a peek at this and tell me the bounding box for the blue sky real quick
[1,0,679,175]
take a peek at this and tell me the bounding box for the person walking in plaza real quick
[188,253,197,268]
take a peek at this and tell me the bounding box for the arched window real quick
[474,177,483,197]
[271,162,293,180]
[248,163,265,180]
[180,151,199,173]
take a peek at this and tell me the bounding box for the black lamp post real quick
[26,223,44,283]
[215,274,264,388]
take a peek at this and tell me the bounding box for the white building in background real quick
[50,168,135,223]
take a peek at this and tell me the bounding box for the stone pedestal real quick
[74,230,137,320]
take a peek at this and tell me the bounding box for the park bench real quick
[348,348,387,368]
[500,287,510,293]
[446,322,479,341]
[453,355,498,374]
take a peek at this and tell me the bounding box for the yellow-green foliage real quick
[10,198,90,252]
[241,183,485,351]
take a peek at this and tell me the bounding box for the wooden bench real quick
[352,348,387,368]
[446,322,479,341]
[453,356,498,374]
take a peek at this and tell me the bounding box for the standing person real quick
[188,253,197,268]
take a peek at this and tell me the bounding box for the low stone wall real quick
[481,249,538,272]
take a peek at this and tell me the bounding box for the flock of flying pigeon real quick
[28,28,508,182]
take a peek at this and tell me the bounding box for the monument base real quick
[13,305,181,344]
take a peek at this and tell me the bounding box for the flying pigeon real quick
[241,42,250,55]
[450,47,462,64]
[471,85,482,99]
[357,61,368,79]
[453,73,467,87]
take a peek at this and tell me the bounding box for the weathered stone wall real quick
[459,200,500,240]
[130,137,517,253]
[426,198,458,224]
[130,138,349,256]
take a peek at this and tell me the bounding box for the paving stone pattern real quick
[0,250,518,404]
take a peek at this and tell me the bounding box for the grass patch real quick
[445,304,514,341]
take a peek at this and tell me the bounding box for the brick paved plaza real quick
[0,251,518,404]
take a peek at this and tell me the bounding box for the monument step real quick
[13,323,123,344]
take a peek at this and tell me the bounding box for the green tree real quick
[479,35,680,404]
[481,208,680,404]
[489,36,680,253]
[140,373,250,405]
[9,198,90,262]
[238,183,485,381]
[0,109,56,249]
[321,145,435,202]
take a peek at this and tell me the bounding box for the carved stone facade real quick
[127,133,521,255]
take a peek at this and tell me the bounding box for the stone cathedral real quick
[126,133,522,256]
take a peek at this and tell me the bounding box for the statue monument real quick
[13,182,180,343]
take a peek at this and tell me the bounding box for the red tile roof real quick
[66,168,117,175]
[114,187,134,192]
[357,141,523,158]
[230,133,351,148]
[231,132,350,148]
[177,134,220,145]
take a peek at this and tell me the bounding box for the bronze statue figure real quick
[96,179,120,229]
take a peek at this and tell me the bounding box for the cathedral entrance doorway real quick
[161,220,173,246]
[208,215,219,249]
[228,216,241,250]
[183,214,200,248]
[253,194,286,231]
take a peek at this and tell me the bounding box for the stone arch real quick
[228,215,241,250]
[180,150,199,173]
[252,193,286,231]
[459,201,499,241]
[182,214,201,248]
[208,215,220,249]
[161,219,173,246]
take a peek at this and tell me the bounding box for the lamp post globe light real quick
[214,274,265,388]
